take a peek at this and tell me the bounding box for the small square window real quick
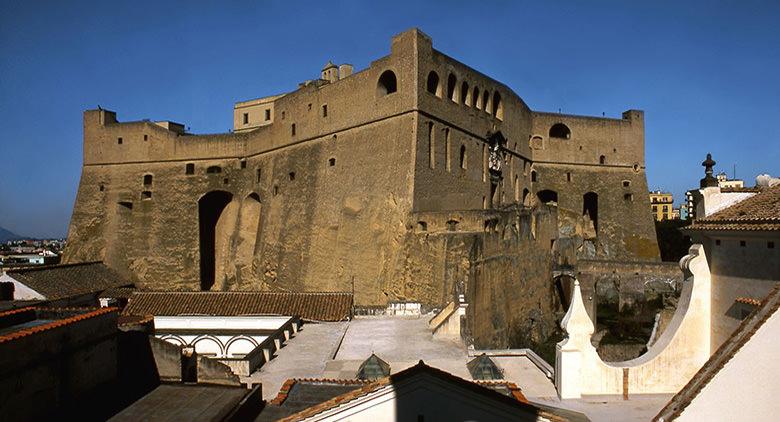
[144,134,148,141]
[223,178,229,185]
[769,241,775,249]
[322,104,328,117]
[329,158,336,167]
[243,113,249,124]
[715,239,721,246]
[308,103,312,111]
[740,240,746,247]
[624,193,633,201]
[265,109,271,121]
[289,172,295,181]
[240,159,247,169]
[623,180,630,187]
[186,163,194,175]
[281,111,285,119]
[141,191,152,200]
[118,137,123,144]
[99,184,105,192]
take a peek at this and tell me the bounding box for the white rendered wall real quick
[677,310,780,422]
[0,274,46,300]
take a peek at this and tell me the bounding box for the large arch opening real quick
[376,70,397,96]
[583,191,599,232]
[426,71,441,96]
[549,123,571,139]
[537,189,558,204]
[492,91,503,120]
[460,81,469,105]
[199,191,233,291]
[447,73,457,102]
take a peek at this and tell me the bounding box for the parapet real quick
[391,27,432,55]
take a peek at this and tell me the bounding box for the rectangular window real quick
[256,168,262,183]
[186,163,194,175]
[240,159,247,169]
[715,239,721,246]
[243,113,249,124]
[566,172,572,182]
[769,241,775,249]
[265,109,271,121]
[117,137,123,144]
[322,104,328,117]
[291,123,296,136]
[740,240,746,247]
[143,134,148,141]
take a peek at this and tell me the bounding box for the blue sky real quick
[1,0,778,238]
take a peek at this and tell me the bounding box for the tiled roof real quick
[99,286,137,299]
[735,296,762,306]
[6,262,132,301]
[687,185,780,231]
[122,291,353,321]
[277,361,573,422]
[654,283,780,421]
[0,307,117,344]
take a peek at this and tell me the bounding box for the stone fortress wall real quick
[64,29,659,311]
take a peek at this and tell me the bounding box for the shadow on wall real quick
[655,220,692,262]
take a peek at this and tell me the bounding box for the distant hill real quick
[0,226,23,242]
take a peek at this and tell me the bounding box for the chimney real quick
[338,64,353,80]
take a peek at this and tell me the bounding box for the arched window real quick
[482,89,490,112]
[461,81,469,105]
[537,190,558,204]
[473,87,481,109]
[522,188,530,206]
[377,70,397,96]
[426,71,440,96]
[583,192,598,231]
[447,73,457,102]
[492,91,503,120]
[549,123,571,139]
[599,155,606,164]
[143,174,153,186]
[531,170,537,182]
[459,144,467,169]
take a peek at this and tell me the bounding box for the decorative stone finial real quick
[700,153,718,188]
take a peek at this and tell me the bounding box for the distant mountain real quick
[0,226,23,242]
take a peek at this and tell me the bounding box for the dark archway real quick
[199,191,233,291]
[377,70,397,96]
[549,123,571,139]
[426,71,440,96]
[583,191,598,232]
[447,73,457,101]
[537,189,558,204]
[460,81,469,105]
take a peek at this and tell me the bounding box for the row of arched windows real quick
[426,70,504,120]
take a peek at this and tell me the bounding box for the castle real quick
[63,29,659,319]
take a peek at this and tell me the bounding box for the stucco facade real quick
[63,29,659,308]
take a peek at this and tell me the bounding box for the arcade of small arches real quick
[425,70,504,120]
[159,333,261,358]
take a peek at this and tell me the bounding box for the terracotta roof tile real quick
[122,291,353,321]
[6,262,132,301]
[0,307,117,344]
[735,297,762,306]
[687,185,780,231]
[654,283,780,421]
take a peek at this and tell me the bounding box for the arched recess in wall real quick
[225,335,259,358]
[192,335,224,357]
[199,190,234,291]
[549,123,571,139]
[376,70,397,96]
[461,81,470,105]
[426,71,441,97]
[537,189,558,204]
[482,90,490,112]
[473,87,481,109]
[447,73,457,102]
[514,175,520,202]
[583,192,598,232]
[459,144,467,169]
[234,193,262,274]
[492,92,503,120]
[522,188,531,206]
